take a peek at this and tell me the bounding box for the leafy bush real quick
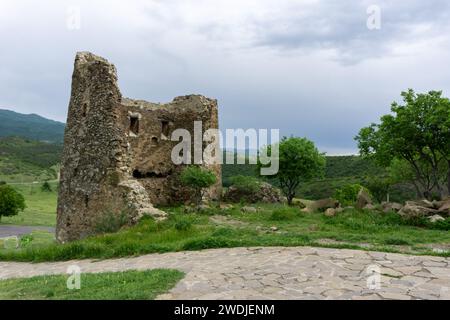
[363,176,390,203]
[180,166,217,205]
[225,175,264,203]
[41,181,52,192]
[0,184,26,221]
[270,207,297,221]
[229,175,261,194]
[333,184,364,206]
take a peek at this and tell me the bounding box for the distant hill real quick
[0,109,65,143]
[0,136,63,182]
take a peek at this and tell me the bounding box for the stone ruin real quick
[56,52,221,242]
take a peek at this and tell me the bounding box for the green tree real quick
[356,89,450,199]
[259,137,325,205]
[0,184,26,221]
[363,176,391,203]
[180,166,217,206]
[334,184,365,206]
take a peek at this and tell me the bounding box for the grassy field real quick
[0,269,183,300]
[0,182,57,226]
[1,203,449,262]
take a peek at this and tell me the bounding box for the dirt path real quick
[0,225,55,238]
[1,246,449,300]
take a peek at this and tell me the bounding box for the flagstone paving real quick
[0,247,449,300]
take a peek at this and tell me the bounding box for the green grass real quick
[0,182,57,226]
[1,203,449,262]
[0,269,183,300]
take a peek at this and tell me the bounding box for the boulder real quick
[381,202,403,213]
[224,182,284,204]
[398,203,438,218]
[301,207,314,214]
[356,188,372,210]
[437,199,450,216]
[405,200,435,209]
[428,215,445,223]
[292,198,306,209]
[308,198,339,212]
[219,203,234,211]
[241,206,257,213]
[325,208,337,217]
[363,204,376,210]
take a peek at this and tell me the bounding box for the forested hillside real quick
[0,137,62,182]
[0,109,65,143]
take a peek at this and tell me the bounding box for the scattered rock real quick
[437,199,450,216]
[224,182,284,204]
[219,203,234,211]
[308,198,339,212]
[428,215,445,223]
[405,200,435,209]
[325,208,337,217]
[398,203,438,218]
[363,204,376,210]
[301,207,314,214]
[241,206,258,213]
[270,226,278,232]
[381,202,403,213]
[356,188,372,210]
[292,199,306,209]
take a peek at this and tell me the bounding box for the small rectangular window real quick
[161,120,169,136]
[130,116,139,135]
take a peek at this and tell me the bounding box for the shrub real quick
[180,166,217,205]
[174,219,193,231]
[270,207,297,221]
[225,175,263,203]
[334,184,365,206]
[95,210,129,234]
[229,175,261,193]
[0,184,26,221]
[363,176,391,203]
[41,181,52,192]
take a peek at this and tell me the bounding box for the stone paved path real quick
[0,225,55,239]
[0,247,449,300]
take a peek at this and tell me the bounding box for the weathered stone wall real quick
[56,52,221,242]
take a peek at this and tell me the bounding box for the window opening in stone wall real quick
[130,116,139,135]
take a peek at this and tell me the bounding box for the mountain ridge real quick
[0,108,65,143]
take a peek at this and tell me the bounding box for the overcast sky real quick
[1,0,450,154]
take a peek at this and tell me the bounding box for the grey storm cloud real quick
[1,0,450,154]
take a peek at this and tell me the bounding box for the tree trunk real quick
[287,194,294,206]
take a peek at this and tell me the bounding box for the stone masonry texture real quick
[56,52,221,242]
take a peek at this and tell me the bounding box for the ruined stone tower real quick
[56,52,221,242]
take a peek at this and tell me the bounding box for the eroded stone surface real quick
[1,247,449,300]
[56,52,221,242]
